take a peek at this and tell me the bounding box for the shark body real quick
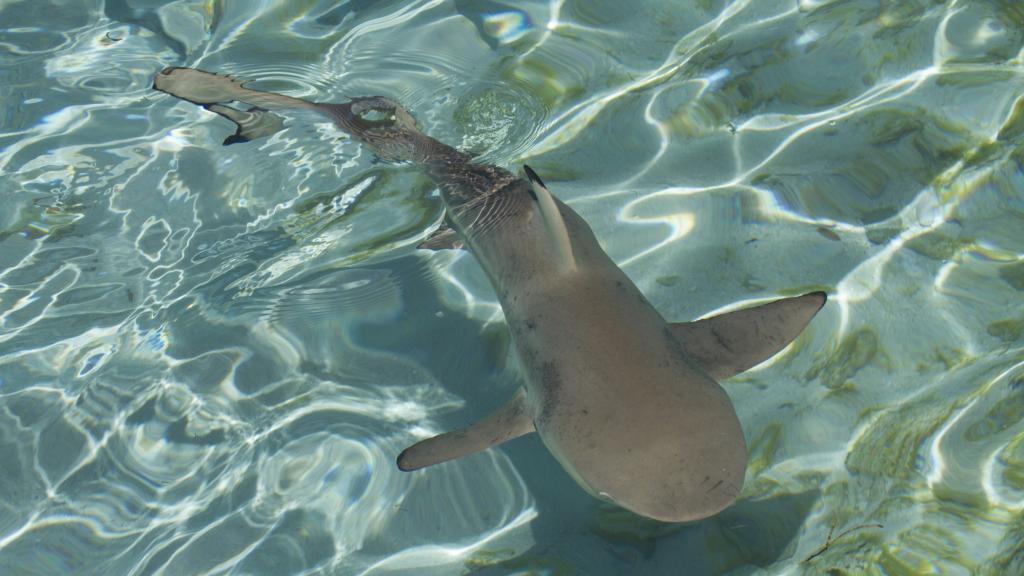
[153,67,826,522]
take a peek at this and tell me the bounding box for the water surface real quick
[1,0,1023,574]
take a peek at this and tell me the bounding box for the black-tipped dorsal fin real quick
[397,388,534,471]
[672,292,827,381]
[523,165,575,271]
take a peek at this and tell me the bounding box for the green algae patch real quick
[0,197,87,243]
[283,168,440,265]
[823,380,858,400]
[997,95,1024,143]
[806,328,879,390]
[800,522,886,572]
[961,140,1004,171]
[817,479,879,530]
[668,93,737,138]
[464,548,519,570]
[935,69,1016,88]
[846,400,958,481]
[868,114,923,146]
[741,475,784,501]
[777,284,833,298]
[904,231,974,261]
[965,388,1024,442]
[747,106,970,226]
[981,511,1024,576]
[877,524,969,576]
[497,56,586,110]
[865,226,902,245]
[746,422,783,477]
[876,547,943,576]
[1001,434,1024,492]
[929,483,995,517]
[695,0,717,12]
[932,346,970,371]
[464,548,580,576]
[997,261,1024,291]
[740,275,768,293]
[479,555,576,576]
[988,318,1024,342]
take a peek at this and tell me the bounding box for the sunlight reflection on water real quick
[1,0,1023,574]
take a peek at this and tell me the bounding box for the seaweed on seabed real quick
[802,520,884,565]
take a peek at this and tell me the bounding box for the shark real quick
[153,67,826,522]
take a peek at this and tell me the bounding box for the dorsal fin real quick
[523,165,576,271]
[672,292,827,380]
[397,388,535,471]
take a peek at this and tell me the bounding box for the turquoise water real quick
[2,0,1023,574]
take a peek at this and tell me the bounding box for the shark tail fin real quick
[204,104,287,145]
[672,292,827,381]
[397,388,534,471]
[523,165,576,272]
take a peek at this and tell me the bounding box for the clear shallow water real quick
[1,0,1023,574]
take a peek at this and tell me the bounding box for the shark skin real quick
[153,67,827,522]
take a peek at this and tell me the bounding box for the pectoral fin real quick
[672,292,827,380]
[397,388,534,471]
[417,220,465,251]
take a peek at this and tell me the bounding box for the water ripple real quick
[1,0,1023,574]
